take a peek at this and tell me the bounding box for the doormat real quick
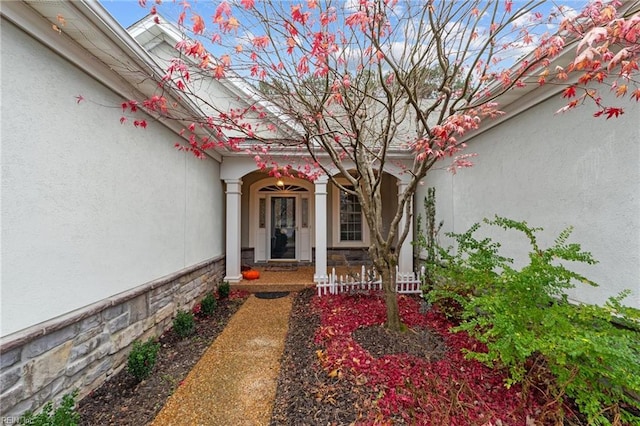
[264,265,298,272]
[255,292,290,299]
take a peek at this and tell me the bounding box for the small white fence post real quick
[316,265,424,297]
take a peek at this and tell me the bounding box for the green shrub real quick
[173,309,195,338]
[218,281,230,299]
[428,216,640,425]
[127,338,160,381]
[19,390,80,425]
[200,293,217,316]
[422,221,509,322]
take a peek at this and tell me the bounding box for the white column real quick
[397,180,414,273]
[224,179,243,283]
[314,178,328,282]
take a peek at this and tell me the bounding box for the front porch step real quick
[230,282,315,293]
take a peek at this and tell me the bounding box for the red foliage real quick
[594,106,625,119]
[191,303,202,317]
[312,293,544,425]
[227,289,250,300]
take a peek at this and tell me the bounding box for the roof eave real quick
[2,0,223,161]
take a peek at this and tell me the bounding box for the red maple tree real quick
[112,0,639,330]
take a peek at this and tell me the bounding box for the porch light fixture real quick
[276,178,285,187]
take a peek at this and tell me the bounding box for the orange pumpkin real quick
[242,270,260,280]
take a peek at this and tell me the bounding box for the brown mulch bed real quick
[270,288,364,425]
[352,323,447,360]
[77,289,446,425]
[270,288,447,425]
[77,297,245,425]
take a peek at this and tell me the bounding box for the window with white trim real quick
[339,186,362,241]
[331,181,369,247]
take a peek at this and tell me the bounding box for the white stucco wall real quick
[416,92,640,309]
[1,21,224,336]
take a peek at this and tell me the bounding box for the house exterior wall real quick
[416,93,640,309]
[0,16,227,419]
[1,19,224,336]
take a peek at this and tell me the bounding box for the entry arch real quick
[249,176,314,263]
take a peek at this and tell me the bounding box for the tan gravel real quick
[150,294,293,426]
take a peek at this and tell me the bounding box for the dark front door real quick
[270,196,296,259]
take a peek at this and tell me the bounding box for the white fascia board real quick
[2,1,222,161]
[0,2,153,103]
[128,13,184,44]
[78,3,224,160]
[223,74,305,138]
[130,13,304,140]
[465,1,640,143]
[466,43,580,131]
[459,38,594,145]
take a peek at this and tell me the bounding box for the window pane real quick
[339,186,362,241]
[301,198,308,228]
[259,198,266,228]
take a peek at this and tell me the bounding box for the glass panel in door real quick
[271,197,296,259]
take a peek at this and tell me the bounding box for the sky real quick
[100,0,181,28]
[100,0,587,30]
[98,0,588,83]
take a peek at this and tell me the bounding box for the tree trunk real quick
[377,256,402,331]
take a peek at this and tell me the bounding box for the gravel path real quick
[150,295,292,425]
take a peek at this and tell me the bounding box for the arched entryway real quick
[249,177,314,263]
[221,156,415,283]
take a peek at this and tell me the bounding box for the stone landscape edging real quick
[0,256,225,421]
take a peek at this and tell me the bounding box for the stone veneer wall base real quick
[0,256,225,423]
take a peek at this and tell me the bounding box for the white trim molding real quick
[330,178,371,248]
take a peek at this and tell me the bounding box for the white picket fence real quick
[316,265,425,296]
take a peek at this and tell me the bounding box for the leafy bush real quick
[427,216,640,425]
[200,293,217,316]
[173,309,195,338]
[127,338,160,381]
[19,390,80,425]
[218,281,230,299]
[421,221,509,322]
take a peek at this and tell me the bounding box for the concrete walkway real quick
[150,294,293,425]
